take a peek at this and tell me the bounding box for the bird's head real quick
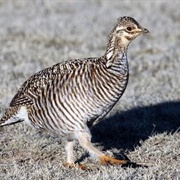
[111,16,149,48]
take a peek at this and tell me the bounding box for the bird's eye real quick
[126,27,132,31]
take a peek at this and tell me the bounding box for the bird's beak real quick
[134,27,149,34]
[140,27,149,34]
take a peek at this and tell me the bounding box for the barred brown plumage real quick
[0,16,149,169]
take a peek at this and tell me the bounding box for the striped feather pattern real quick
[0,52,128,134]
[17,55,127,136]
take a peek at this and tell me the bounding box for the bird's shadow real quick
[90,101,180,155]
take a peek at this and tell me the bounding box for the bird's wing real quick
[9,59,89,107]
[10,94,33,107]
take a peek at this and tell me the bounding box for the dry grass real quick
[0,1,180,179]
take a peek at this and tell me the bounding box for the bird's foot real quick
[63,162,88,170]
[100,155,128,165]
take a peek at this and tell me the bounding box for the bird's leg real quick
[64,140,87,170]
[64,140,75,167]
[77,132,104,156]
[77,131,128,166]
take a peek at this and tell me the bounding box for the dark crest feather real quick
[117,16,140,27]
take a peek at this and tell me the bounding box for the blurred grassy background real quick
[0,1,180,179]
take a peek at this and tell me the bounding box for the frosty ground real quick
[0,1,180,179]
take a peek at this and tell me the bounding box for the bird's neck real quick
[104,35,129,74]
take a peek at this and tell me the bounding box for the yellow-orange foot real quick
[100,155,128,165]
[63,162,88,170]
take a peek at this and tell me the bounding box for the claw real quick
[100,155,128,165]
[63,162,88,170]
[77,163,89,170]
[63,162,75,168]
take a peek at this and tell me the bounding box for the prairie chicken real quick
[0,17,149,169]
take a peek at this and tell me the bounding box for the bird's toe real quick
[100,155,128,165]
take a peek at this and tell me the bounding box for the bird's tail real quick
[0,106,23,127]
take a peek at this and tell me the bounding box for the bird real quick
[0,16,149,169]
